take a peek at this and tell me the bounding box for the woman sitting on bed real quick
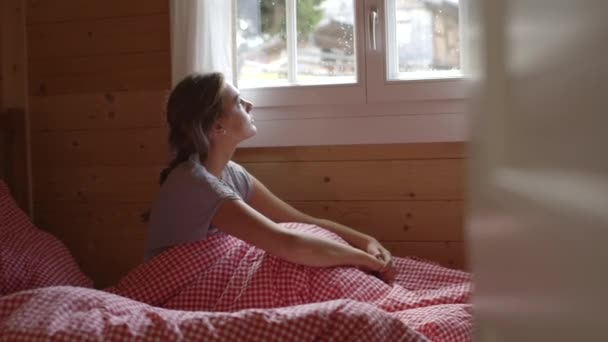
[145,72,396,282]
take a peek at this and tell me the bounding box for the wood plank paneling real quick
[290,200,464,241]
[2,0,32,214]
[35,200,150,235]
[242,159,465,201]
[33,165,161,202]
[32,128,169,167]
[25,0,468,288]
[29,51,170,95]
[31,143,467,285]
[2,0,28,107]
[35,200,464,286]
[0,109,30,213]
[33,199,465,286]
[30,90,167,131]
[34,199,465,287]
[28,14,169,59]
[34,200,149,287]
[31,128,463,166]
[33,199,462,242]
[0,0,3,107]
[235,142,466,162]
[382,241,466,269]
[27,0,168,24]
[39,215,147,288]
[25,0,171,286]
[33,159,463,202]
[0,116,8,180]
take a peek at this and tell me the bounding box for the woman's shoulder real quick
[163,157,217,189]
[226,160,252,179]
[226,160,245,171]
[162,159,240,201]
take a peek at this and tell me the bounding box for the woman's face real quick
[214,82,256,143]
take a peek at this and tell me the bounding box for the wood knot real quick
[402,224,410,231]
[406,212,412,218]
[409,192,416,198]
[104,93,115,103]
[72,141,79,147]
[323,176,331,183]
[107,111,116,119]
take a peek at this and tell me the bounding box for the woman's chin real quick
[241,127,257,141]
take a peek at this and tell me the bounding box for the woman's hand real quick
[361,238,397,283]
[243,179,396,281]
[364,238,391,262]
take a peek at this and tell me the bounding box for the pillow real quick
[0,179,93,295]
[0,180,31,236]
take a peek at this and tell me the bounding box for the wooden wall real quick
[27,0,171,287]
[26,0,467,288]
[2,0,32,214]
[0,1,3,109]
[235,143,467,270]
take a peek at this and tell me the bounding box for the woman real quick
[145,72,396,282]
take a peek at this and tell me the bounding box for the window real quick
[386,0,461,80]
[365,0,465,102]
[236,0,357,88]
[235,0,462,90]
[171,0,468,145]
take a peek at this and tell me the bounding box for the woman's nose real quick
[246,101,253,112]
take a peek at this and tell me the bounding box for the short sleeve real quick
[225,161,255,202]
[145,163,241,261]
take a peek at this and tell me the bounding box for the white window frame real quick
[236,0,367,107]
[232,0,468,147]
[366,0,466,102]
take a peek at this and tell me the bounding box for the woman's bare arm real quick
[212,199,385,271]
[247,177,373,245]
[247,177,392,261]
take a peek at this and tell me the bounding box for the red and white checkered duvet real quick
[107,223,473,341]
[0,223,472,341]
[0,286,431,341]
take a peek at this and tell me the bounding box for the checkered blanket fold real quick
[0,286,432,341]
[0,223,472,341]
[107,223,473,341]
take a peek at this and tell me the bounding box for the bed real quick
[0,109,473,341]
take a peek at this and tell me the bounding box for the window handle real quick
[369,6,378,51]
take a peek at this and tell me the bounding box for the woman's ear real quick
[211,122,227,136]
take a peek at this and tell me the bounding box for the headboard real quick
[0,108,31,215]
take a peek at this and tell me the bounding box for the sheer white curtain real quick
[170,0,234,86]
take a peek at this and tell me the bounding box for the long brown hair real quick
[142,72,226,223]
[159,72,226,185]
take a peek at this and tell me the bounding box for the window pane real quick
[297,0,356,85]
[389,0,461,80]
[236,0,288,88]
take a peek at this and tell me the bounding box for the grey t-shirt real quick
[144,154,254,261]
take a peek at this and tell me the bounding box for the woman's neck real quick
[202,143,236,178]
